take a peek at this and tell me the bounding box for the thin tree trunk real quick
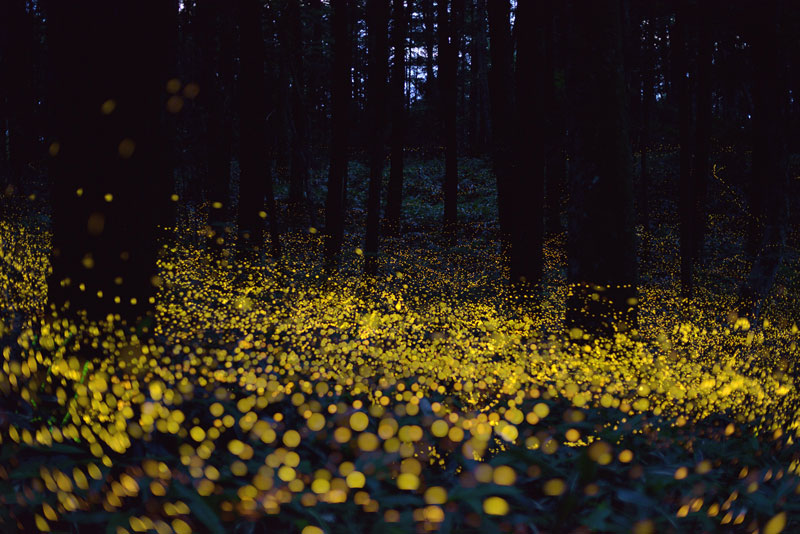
[692,0,712,264]
[468,0,491,155]
[237,0,281,258]
[565,0,637,335]
[674,0,694,298]
[364,0,390,276]
[544,0,565,237]
[639,16,654,263]
[197,0,234,251]
[385,0,408,236]
[438,0,462,230]
[325,0,352,270]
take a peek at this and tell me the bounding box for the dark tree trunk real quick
[422,0,438,107]
[691,0,712,263]
[544,2,566,237]
[674,0,694,298]
[196,0,235,251]
[468,0,491,156]
[364,0,390,276]
[385,0,408,236]
[237,0,281,258]
[438,0,463,230]
[325,0,352,270]
[738,0,789,318]
[511,0,546,287]
[281,0,312,219]
[639,15,654,262]
[47,0,172,326]
[487,0,515,250]
[565,0,637,335]
[2,0,37,193]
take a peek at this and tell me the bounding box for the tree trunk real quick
[364,0,390,276]
[565,0,637,335]
[487,0,515,251]
[544,1,566,237]
[237,0,281,259]
[325,0,352,270]
[196,0,235,251]
[281,0,312,220]
[738,0,789,318]
[674,0,694,298]
[2,0,37,193]
[47,0,172,326]
[468,0,491,156]
[639,15,654,262]
[511,0,546,287]
[385,0,408,236]
[438,0,462,230]
[691,0,712,264]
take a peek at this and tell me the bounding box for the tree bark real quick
[196,0,235,251]
[438,0,462,230]
[385,0,408,236]
[511,0,546,287]
[325,0,352,270]
[487,0,515,251]
[674,0,694,298]
[237,0,281,259]
[364,0,390,276]
[692,0,713,264]
[738,0,789,318]
[468,0,491,156]
[565,0,637,335]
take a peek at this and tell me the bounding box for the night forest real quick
[1,0,800,533]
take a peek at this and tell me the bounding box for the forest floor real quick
[1,150,800,533]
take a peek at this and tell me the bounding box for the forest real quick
[1,0,800,532]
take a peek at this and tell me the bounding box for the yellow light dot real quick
[49,142,60,156]
[533,403,550,418]
[170,194,179,202]
[104,193,114,202]
[228,440,245,455]
[350,412,369,432]
[346,471,366,488]
[118,138,135,158]
[189,427,205,442]
[483,496,509,516]
[543,478,566,496]
[101,99,116,114]
[424,486,447,505]
[618,449,634,463]
[172,519,191,534]
[674,466,689,480]
[302,527,324,534]
[283,430,301,448]
[397,473,419,490]
[307,413,325,431]
[493,465,516,486]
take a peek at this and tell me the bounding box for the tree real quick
[282,0,312,217]
[674,0,694,298]
[325,0,352,270]
[438,0,463,229]
[196,0,235,252]
[46,0,172,326]
[364,0,390,276]
[738,0,789,318]
[384,0,408,236]
[511,0,546,287]
[487,0,514,250]
[564,0,637,335]
[468,0,491,156]
[237,0,281,259]
[639,15,654,262]
[691,0,713,263]
[0,0,37,198]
